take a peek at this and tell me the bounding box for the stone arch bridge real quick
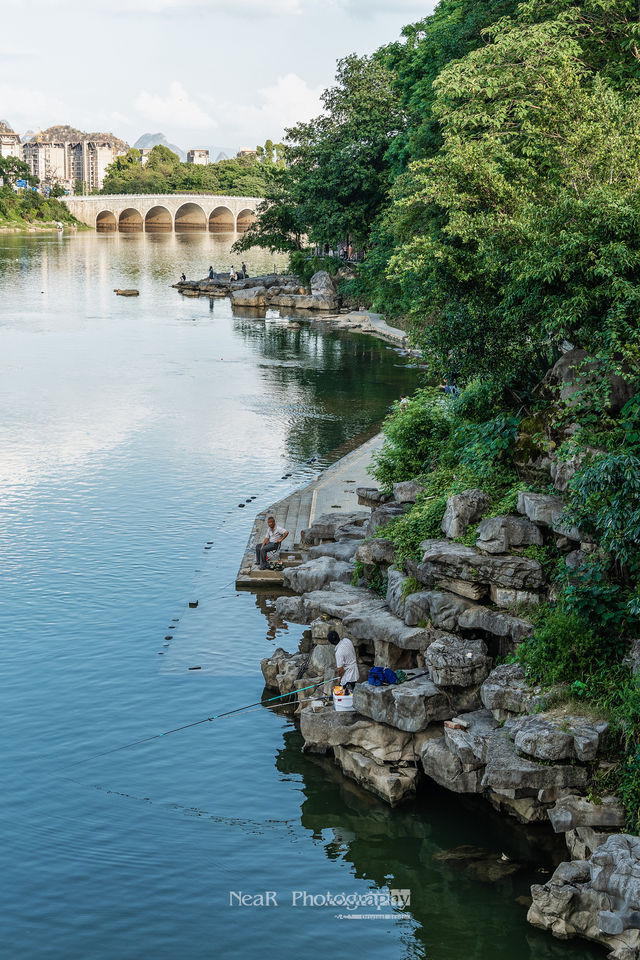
[61,194,261,233]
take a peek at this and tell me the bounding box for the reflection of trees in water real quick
[233,319,419,462]
[273,727,598,960]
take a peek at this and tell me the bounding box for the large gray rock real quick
[506,713,609,763]
[310,270,335,296]
[529,834,640,958]
[297,581,432,651]
[548,795,625,834]
[302,510,369,544]
[457,606,534,642]
[353,671,480,732]
[261,647,293,688]
[308,642,337,678]
[356,486,393,508]
[306,540,362,562]
[436,578,488,601]
[274,595,306,623]
[365,502,407,538]
[545,348,636,415]
[283,555,353,593]
[386,568,408,619]
[476,515,543,554]
[333,745,419,805]
[482,731,589,793]
[480,663,547,721]
[489,585,542,608]
[441,489,490,539]
[420,735,484,793]
[417,539,546,590]
[443,709,501,766]
[230,285,267,307]
[300,705,416,763]
[425,635,491,687]
[355,538,396,567]
[406,589,475,632]
[393,480,427,504]
[517,491,582,542]
[276,652,310,694]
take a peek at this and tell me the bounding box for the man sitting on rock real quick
[327,630,359,693]
[255,516,288,570]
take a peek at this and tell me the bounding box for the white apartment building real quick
[186,149,209,165]
[21,140,117,192]
[0,127,21,158]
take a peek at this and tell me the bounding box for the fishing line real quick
[61,677,339,770]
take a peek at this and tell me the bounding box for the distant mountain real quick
[134,132,186,161]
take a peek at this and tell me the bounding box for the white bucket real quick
[333,692,354,712]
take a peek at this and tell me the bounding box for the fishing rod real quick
[63,677,340,770]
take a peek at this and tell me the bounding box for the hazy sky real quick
[1,0,436,152]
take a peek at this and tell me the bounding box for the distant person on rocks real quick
[229,265,237,281]
[241,262,248,278]
[180,272,186,282]
[348,243,354,260]
[327,630,359,693]
[399,395,410,407]
[208,265,214,279]
[255,516,288,569]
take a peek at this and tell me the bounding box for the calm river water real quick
[0,232,600,960]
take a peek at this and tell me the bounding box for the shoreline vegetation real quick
[224,0,639,954]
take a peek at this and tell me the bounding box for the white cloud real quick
[134,81,214,130]
[0,83,67,129]
[341,0,435,17]
[203,73,323,144]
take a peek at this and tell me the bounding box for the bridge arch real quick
[208,205,235,233]
[118,208,143,232]
[236,208,256,233]
[145,205,172,233]
[96,210,117,232]
[175,201,206,232]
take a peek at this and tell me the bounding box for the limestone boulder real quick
[300,705,417,763]
[417,539,546,590]
[308,642,337,678]
[457,606,534,642]
[306,540,362,562]
[489,585,542,608]
[545,348,636,415]
[393,480,427,504]
[261,647,293,688]
[355,538,396,567]
[356,486,393,508]
[480,663,547,721]
[443,709,500,766]
[441,489,490,539]
[274,595,307,623]
[365,502,407,538]
[283,556,353,593]
[475,515,543,554]
[548,795,625,834]
[425,635,491,687]
[436,578,488,601]
[333,745,419,806]
[310,618,341,642]
[276,652,310,694]
[517,491,583,542]
[230,285,267,307]
[420,735,484,793]
[386,568,408,619]
[481,731,589,793]
[310,270,335,296]
[302,510,369,544]
[506,713,609,763]
[353,671,480,732]
[407,589,475,632]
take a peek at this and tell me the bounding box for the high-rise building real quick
[21,140,117,193]
[0,123,21,158]
[187,149,209,165]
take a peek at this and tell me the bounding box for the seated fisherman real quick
[255,515,288,569]
[327,629,359,693]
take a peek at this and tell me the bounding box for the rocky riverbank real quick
[256,364,640,957]
[174,268,339,311]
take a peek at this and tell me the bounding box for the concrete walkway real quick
[235,433,383,589]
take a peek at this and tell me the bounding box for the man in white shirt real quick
[327,629,359,693]
[255,515,288,569]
